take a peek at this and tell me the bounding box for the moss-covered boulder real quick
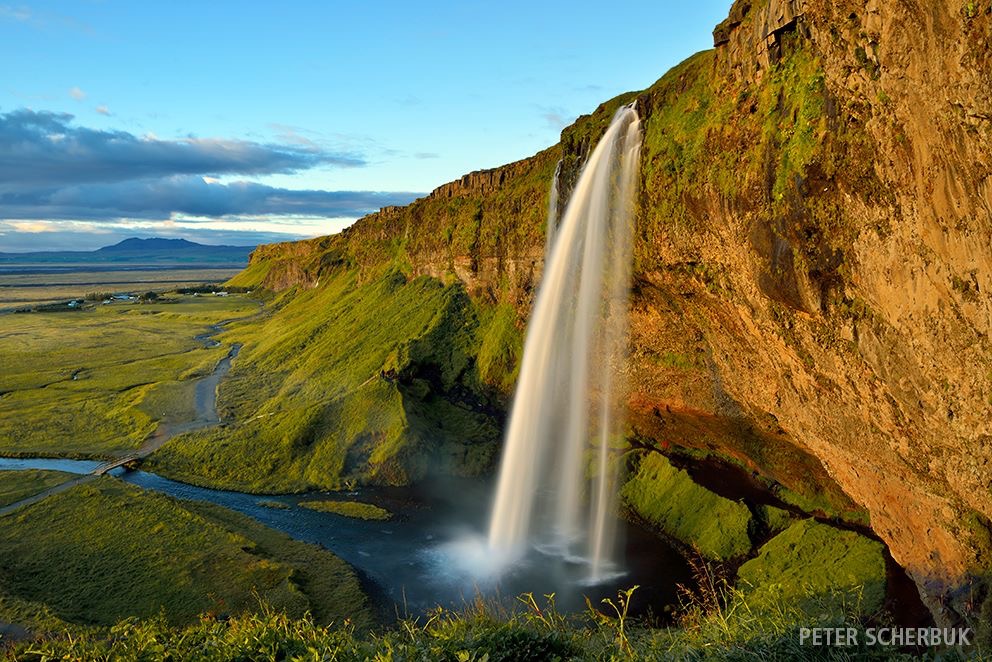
[736,519,887,617]
[621,452,752,560]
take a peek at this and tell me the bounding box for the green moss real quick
[0,478,370,631]
[0,470,74,508]
[737,519,887,617]
[299,499,390,521]
[651,351,699,370]
[757,504,795,536]
[475,303,523,393]
[754,40,829,203]
[621,453,752,560]
[777,484,870,526]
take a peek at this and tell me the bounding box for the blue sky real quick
[0,1,730,251]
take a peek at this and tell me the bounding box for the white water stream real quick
[487,104,641,582]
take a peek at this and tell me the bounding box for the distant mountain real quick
[97,238,250,253]
[0,237,256,267]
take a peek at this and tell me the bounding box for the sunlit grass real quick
[0,295,256,457]
[150,268,505,493]
[0,470,74,508]
[10,582,922,661]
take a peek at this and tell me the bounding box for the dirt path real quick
[0,474,97,517]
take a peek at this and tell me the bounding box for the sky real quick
[0,1,730,251]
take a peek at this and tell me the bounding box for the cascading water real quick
[544,159,562,259]
[487,104,641,582]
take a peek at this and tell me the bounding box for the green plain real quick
[0,295,255,457]
[0,478,371,631]
[0,470,74,508]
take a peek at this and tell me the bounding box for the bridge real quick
[91,455,142,476]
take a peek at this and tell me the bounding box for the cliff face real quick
[631,0,992,619]
[234,0,991,618]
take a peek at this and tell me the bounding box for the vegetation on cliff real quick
[150,267,511,493]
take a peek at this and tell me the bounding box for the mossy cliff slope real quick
[210,0,991,617]
[153,267,513,492]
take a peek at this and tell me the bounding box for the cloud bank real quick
[0,109,364,187]
[0,110,422,248]
[0,176,420,221]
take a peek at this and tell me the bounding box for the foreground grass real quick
[0,477,370,632]
[0,470,74,508]
[8,585,929,661]
[0,295,255,457]
[300,499,391,520]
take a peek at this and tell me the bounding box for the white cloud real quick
[6,220,58,233]
[95,104,110,115]
[0,5,31,22]
[69,86,86,101]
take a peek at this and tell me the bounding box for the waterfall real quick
[487,104,641,582]
[544,159,562,259]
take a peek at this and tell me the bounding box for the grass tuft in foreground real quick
[9,583,927,661]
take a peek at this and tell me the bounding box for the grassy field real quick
[0,470,74,508]
[0,477,371,632]
[0,267,241,309]
[0,295,257,457]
